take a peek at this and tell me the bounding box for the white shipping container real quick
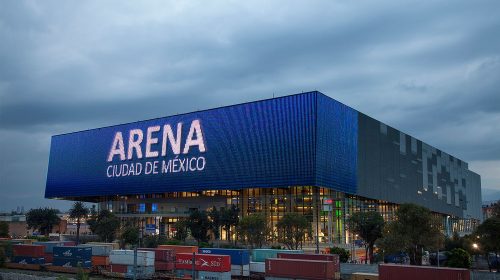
[110,250,155,266]
[78,244,113,256]
[250,261,265,273]
[87,242,120,250]
[231,264,250,276]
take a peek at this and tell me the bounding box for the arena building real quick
[45,91,482,244]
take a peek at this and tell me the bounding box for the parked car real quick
[429,251,448,266]
[384,252,409,264]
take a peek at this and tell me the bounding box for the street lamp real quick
[472,243,479,269]
[446,215,451,237]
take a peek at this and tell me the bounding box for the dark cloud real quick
[1,0,500,211]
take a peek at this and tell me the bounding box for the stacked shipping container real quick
[199,248,250,276]
[139,248,175,271]
[52,246,92,268]
[265,258,337,280]
[11,244,45,264]
[176,253,231,280]
[109,250,155,279]
[79,243,113,266]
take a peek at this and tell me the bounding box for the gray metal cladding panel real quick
[356,113,478,218]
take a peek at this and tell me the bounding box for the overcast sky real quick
[1,1,500,212]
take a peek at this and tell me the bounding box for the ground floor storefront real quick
[95,186,478,245]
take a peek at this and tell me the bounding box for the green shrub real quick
[165,239,182,245]
[76,263,89,280]
[199,242,212,248]
[143,235,159,248]
[220,243,244,249]
[446,248,471,268]
[27,235,50,242]
[329,247,350,263]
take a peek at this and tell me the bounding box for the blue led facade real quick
[45,91,482,220]
[316,94,358,194]
[45,92,359,198]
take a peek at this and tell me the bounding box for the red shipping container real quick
[110,264,128,273]
[155,261,175,271]
[277,253,340,271]
[266,258,336,280]
[158,245,198,254]
[176,253,231,272]
[44,253,53,263]
[138,248,175,262]
[13,245,45,257]
[379,264,470,280]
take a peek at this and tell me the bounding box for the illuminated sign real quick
[106,119,207,178]
[45,92,358,198]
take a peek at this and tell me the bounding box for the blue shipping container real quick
[53,257,91,268]
[53,246,92,260]
[199,248,250,265]
[12,256,45,264]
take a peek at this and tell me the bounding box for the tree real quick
[329,246,351,263]
[446,248,471,268]
[237,214,269,249]
[187,209,210,245]
[87,209,120,242]
[26,208,61,236]
[0,221,9,238]
[377,203,443,265]
[475,216,500,271]
[221,204,239,242]
[208,206,221,243]
[347,211,385,264]
[120,224,139,248]
[174,220,189,242]
[276,213,310,250]
[68,202,89,245]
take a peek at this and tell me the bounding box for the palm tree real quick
[69,201,89,245]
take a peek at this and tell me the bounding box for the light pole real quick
[445,215,450,237]
[472,243,479,270]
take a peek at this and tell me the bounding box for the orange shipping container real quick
[92,255,110,266]
[158,245,198,254]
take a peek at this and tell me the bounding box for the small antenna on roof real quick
[273,92,275,98]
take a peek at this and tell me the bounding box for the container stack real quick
[265,258,337,280]
[11,244,45,265]
[252,249,304,262]
[52,246,92,268]
[250,249,303,274]
[109,250,155,279]
[79,243,113,267]
[175,253,231,280]
[33,241,66,263]
[276,253,340,279]
[139,248,175,271]
[199,248,250,276]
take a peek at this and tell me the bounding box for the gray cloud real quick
[1,0,500,211]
